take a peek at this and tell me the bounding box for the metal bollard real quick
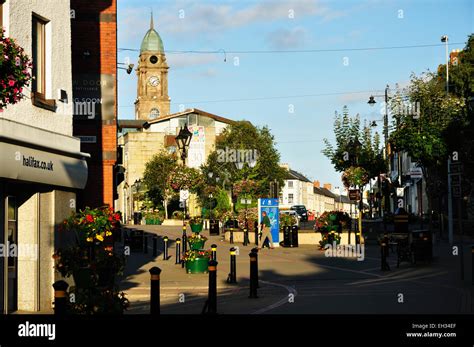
[243,228,249,246]
[211,244,217,261]
[163,236,169,260]
[204,260,218,314]
[230,228,234,244]
[52,280,69,315]
[182,226,187,269]
[251,247,259,288]
[149,266,162,315]
[227,247,237,284]
[153,235,158,257]
[175,238,181,264]
[249,250,258,298]
[381,238,390,271]
[144,233,148,254]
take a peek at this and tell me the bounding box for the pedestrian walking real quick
[258,211,274,249]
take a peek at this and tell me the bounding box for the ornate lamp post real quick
[175,124,193,164]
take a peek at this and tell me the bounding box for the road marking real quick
[251,280,297,314]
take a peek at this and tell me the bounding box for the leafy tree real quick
[142,151,178,219]
[200,121,286,202]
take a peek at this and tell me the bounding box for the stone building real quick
[0,0,88,313]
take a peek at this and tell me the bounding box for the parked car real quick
[280,210,300,227]
[290,205,308,221]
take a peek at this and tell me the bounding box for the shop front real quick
[0,120,88,313]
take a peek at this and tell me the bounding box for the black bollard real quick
[251,247,260,288]
[206,260,218,314]
[227,247,237,284]
[243,228,249,246]
[153,235,158,257]
[472,245,474,285]
[163,236,169,260]
[249,250,259,298]
[149,266,162,315]
[144,233,148,254]
[182,226,187,269]
[230,228,234,244]
[254,221,259,245]
[381,236,390,271]
[52,280,69,315]
[175,238,181,264]
[211,244,217,261]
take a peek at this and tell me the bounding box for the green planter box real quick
[190,223,203,233]
[189,239,206,250]
[185,257,209,274]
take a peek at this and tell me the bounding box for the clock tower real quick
[135,14,170,120]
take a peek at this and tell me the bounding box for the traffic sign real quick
[409,167,423,179]
[179,190,189,202]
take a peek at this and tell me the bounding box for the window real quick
[288,194,294,204]
[279,195,283,204]
[149,108,160,119]
[287,180,293,188]
[32,15,55,110]
[0,2,3,29]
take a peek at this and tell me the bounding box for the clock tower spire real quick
[135,12,170,120]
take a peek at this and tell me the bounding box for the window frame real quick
[288,193,294,204]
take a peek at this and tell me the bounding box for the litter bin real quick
[393,207,409,234]
[210,219,220,235]
[411,229,432,263]
[282,226,291,247]
[291,225,299,247]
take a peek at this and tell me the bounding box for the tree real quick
[142,151,178,220]
[200,121,286,203]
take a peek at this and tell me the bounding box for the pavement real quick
[119,224,474,314]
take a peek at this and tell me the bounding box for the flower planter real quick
[190,223,203,233]
[189,239,206,250]
[185,257,209,274]
[97,268,115,288]
[73,267,94,289]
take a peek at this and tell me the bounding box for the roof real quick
[140,14,164,53]
[319,187,337,198]
[117,120,147,131]
[144,108,236,128]
[286,169,311,182]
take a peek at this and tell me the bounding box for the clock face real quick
[148,76,160,87]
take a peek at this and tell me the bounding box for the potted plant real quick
[187,233,207,250]
[189,216,203,233]
[183,249,211,274]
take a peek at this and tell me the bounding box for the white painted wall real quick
[1,0,73,135]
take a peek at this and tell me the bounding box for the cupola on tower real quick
[135,13,170,120]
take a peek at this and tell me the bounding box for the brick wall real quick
[71,0,117,209]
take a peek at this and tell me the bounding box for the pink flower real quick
[8,80,15,87]
[15,57,20,66]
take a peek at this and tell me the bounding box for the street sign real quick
[409,167,423,179]
[179,190,189,202]
[349,189,360,201]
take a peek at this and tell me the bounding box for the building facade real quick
[71,0,117,209]
[0,0,88,313]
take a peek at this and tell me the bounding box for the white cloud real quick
[265,27,308,49]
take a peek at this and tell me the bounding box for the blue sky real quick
[117,0,473,188]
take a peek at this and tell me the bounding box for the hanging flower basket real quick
[0,29,33,111]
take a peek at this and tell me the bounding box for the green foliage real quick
[201,121,286,198]
[214,187,231,217]
[143,151,178,208]
[322,106,387,179]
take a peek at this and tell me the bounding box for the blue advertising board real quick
[258,198,279,246]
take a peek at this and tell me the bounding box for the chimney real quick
[313,180,320,188]
[280,163,290,171]
[323,183,332,191]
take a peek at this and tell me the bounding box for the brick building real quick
[71,0,117,208]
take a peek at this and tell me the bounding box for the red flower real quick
[108,215,113,222]
[85,214,94,223]
[114,213,121,221]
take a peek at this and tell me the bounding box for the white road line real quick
[251,280,297,314]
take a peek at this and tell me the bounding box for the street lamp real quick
[175,124,193,164]
[367,85,390,152]
[441,35,449,95]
